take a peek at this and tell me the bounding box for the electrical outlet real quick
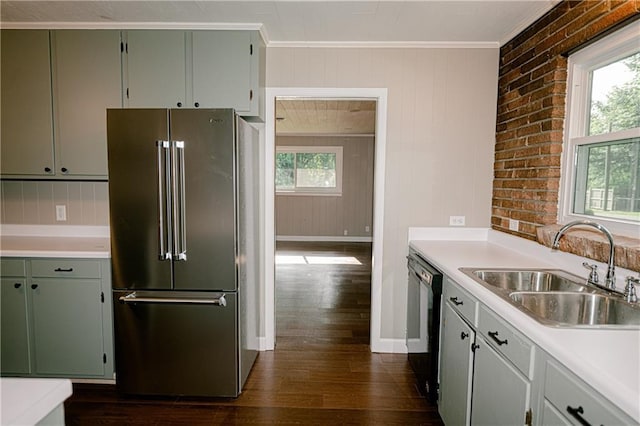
[449,216,465,226]
[55,205,67,221]
[365,226,370,233]
[343,230,348,236]
[509,219,519,231]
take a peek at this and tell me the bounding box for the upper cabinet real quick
[0,29,122,180]
[51,30,122,177]
[0,29,265,180]
[123,30,265,118]
[1,30,55,176]
[123,30,187,108]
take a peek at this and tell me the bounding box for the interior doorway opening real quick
[264,88,388,352]
[273,98,376,348]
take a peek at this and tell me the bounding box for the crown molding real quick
[268,40,499,49]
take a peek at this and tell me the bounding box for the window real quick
[561,21,640,235]
[275,146,343,195]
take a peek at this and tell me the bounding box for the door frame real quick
[264,87,388,352]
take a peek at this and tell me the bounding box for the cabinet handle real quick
[44,167,52,173]
[449,296,463,306]
[471,343,479,352]
[194,102,200,108]
[31,284,38,290]
[54,267,74,272]
[61,167,68,173]
[177,102,182,107]
[488,331,508,346]
[460,331,469,340]
[566,405,592,426]
[14,283,22,289]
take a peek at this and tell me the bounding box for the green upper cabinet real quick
[124,30,187,108]
[1,30,55,176]
[51,30,122,177]
[123,30,264,117]
[0,29,121,180]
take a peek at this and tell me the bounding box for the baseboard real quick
[370,338,408,354]
[276,235,373,243]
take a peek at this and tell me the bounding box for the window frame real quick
[560,20,640,236]
[275,145,343,196]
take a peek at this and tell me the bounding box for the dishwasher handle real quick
[119,292,226,307]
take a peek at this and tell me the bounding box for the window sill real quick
[537,225,640,272]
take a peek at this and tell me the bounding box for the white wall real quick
[267,47,499,343]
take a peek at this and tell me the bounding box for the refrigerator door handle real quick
[156,140,172,260]
[171,140,187,261]
[119,292,227,307]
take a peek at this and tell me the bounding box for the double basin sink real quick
[459,268,640,328]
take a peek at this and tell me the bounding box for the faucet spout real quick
[552,220,616,290]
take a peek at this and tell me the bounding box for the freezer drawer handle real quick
[119,292,226,307]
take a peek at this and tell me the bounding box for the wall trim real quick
[268,41,499,49]
[374,338,408,354]
[276,235,373,243]
[265,87,388,353]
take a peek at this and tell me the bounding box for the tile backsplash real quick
[1,180,109,226]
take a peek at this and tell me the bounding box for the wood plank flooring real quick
[64,242,443,425]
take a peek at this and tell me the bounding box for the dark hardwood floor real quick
[64,242,443,425]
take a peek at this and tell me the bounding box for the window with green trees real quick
[275,146,343,195]
[564,22,640,233]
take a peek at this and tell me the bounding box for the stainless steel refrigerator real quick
[106,108,260,397]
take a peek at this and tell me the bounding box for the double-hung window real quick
[561,21,640,235]
[275,146,343,195]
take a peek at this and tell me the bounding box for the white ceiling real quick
[1,0,560,47]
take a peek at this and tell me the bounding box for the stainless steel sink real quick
[510,292,640,328]
[459,267,640,328]
[465,269,593,293]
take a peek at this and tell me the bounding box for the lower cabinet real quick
[0,257,114,379]
[439,302,474,426]
[439,277,533,426]
[1,274,31,374]
[471,334,531,425]
[437,275,637,426]
[542,359,637,426]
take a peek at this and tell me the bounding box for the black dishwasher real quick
[406,247,443,401]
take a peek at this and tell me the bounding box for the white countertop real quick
[0,225,110,258]
[0,378,72,425]
[409,227,640,420]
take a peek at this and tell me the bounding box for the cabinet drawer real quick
[31,259,101,278]
[443,277,477,325]
[545,360,636,426]
[0,259,26,277]
[478,305,534,378]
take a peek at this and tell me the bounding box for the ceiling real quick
[2,1,559,47]
[2,0,560,134]
[276,99,376,135]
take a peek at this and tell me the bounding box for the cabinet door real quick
[1,279,31,374]
[0,30,55,176]
[471,334,531,426]
[30,279,104,376]
[125,30,187,108]
[439,303,474,426]
[192,31,252,111]
[51,30,122,177]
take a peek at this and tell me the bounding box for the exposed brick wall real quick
[492,0,640,240]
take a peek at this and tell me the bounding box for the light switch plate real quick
[56,205,67,221]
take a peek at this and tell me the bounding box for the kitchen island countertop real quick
[1,378,72,425]
[409,227,639,421]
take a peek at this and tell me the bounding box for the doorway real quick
[264,88,388,351]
